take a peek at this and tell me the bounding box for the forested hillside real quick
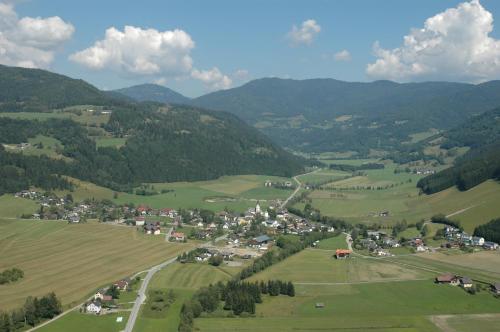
[114,84,191,105]
[0,65,306,194]
[417,109,500,194]
[193,78,500,154]
[0,65,125,112]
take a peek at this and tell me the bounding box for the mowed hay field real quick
[0,219,191,310]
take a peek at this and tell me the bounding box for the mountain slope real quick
[0,64,122,111]
[0,66,305,194]
[193,78,500,154]
[114,84,191,105]
[417,108,500,194]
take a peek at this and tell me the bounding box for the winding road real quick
[279,169,319,209]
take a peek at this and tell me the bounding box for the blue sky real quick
[5,0,500,96]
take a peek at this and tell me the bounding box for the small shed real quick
[315,303,325,308]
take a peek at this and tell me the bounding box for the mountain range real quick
[115,78,500,156]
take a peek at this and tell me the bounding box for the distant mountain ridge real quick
[191,78,500,154]
[114,83,191,105]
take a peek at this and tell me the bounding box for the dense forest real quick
[474,218,500,244]
[417,143,500,194]
[115,84,190,105]
[0,64,126,112]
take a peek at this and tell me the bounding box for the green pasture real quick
[37,311,129,332]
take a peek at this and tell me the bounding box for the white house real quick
[94,289,106,301]
[472,236,485,246]
[86,301,102,314]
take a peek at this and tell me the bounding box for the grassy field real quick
[0,195,39,218]
[0,218,191,310]
[37,311,129,332]
[0,110,110,125]
[54,174,294,213]
[295,160,500,231]
[196,278,500,332]
[296,169,350,185]
[95,137,127,148]
[445,314,500,331]
[388,252,500,284]
[248,248,429,284]
[314,234,348,250]
[195,242,500,332]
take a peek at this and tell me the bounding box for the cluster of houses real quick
[413,169,436,175]
[434,273,500,296]
[85,278,131,315]
[356,230,430,255]
[442,226,499,250]
[264,180,294,189]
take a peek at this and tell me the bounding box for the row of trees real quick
[238,231,333,280]
[0,293,62,331]
[329,163,384,172]
[0,268,23,285]
[179,280,294,332]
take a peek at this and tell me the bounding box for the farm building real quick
[460,277,473,288]
[435,274,459,286]
[491,283,500,294]
[335,249,352,259]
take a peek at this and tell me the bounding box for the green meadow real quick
[37,311,129,332]
[194,238,500,332]
[294,160,500,232]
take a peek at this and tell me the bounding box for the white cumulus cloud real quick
[70,25,194,76]
[72,24,233,91]
[287,19,321,46]
[191,67,232,90]
[0,1,74,68]
[367,0,500,82]
[334,50,351,61]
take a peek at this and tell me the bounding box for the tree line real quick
[0,293,62,331]
[179,280,294,332]
[237,231,334,280]
[474,218,500,244]
[328,163,384,172]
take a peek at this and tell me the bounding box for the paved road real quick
[123,256,178,332]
